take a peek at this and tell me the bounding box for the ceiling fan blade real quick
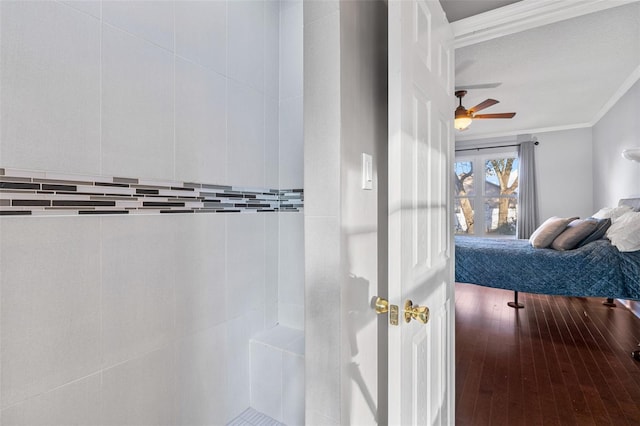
[469,99,498,113]
[455,83,502,90]
[473,112,516,119]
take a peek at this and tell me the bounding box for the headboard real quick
[619,198,640,210]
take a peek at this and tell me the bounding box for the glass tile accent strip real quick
[0,168,303,216]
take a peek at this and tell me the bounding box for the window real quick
[454,151,519,237]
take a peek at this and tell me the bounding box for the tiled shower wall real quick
[0,1,302,424]
[278,0,304,331]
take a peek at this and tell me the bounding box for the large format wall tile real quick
[228,0,265,92]
[61,1,101,19]
[226,214,266,320]
[279,96,304,189]
[101,25,174,180]
[102,0,174,50]
[265,213,280,328]
[101,215,176,367]
[176,325,227,425]
[304,12,341,217]
[226,307,265,423]
[101,346,176,426]
[250,341,283,421]
[175,0,226,76]
[265,0,280,101]
[174,214,227,336]
[0,373,101,426]
[227,80,265,187]
[0,217,101,409]
[283,351,305,426]
[279,212,304,329]
[265,97,280,190]
[280,0,303,101]
[304,216,341,421]
[175,58,227,184]
[0,1,100,174]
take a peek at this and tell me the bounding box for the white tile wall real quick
[0,1,101,174]
[101,24,174,179]
[265,96,281,190]
[279,97,304,190]
[175,57,228,184]
[101,345,176,425]
[250,342,283,420]
[227,80,266,187]
[176,325,227,425]
[303,11,341,217]
[0,0,307,423]
[61,1,101,19]
[0,217,101,409]
[278,212,304,330]
[174,214,227,335]
[101,215,176,367]
[265,0,281,101]
[280,0,303,101]
[175,0,227,76]
[102,1,174,50]
[304,216,341,420]
[283,351,305,426]
[0,373,102,426]
[226,307,265,422]
[250,326,305,425]
[265,213,280,328]
[226,214,266,320]
[228,0,265,92]
[278,0,305,336]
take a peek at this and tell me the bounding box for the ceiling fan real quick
[454,90,516,131]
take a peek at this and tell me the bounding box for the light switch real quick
[362,153,373,190]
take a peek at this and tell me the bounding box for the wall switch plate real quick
[362,153,373,190]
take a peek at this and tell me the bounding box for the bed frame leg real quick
[508,291,524,309]
[603,298,617,307]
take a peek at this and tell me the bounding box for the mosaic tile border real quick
[0,168,303,216]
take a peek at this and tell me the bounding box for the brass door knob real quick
[404,300,430,324]
[374,297,389,314]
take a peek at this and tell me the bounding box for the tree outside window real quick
[455,154,519,237]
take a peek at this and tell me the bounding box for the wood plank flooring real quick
[455,283,640,426]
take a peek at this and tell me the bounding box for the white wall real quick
[592,80,640,208]
[534,127,594,221]
[0,1,281,424]
[304,0,387,423]
[278,0,305,330]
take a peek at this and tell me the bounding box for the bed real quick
[455,198,640,308]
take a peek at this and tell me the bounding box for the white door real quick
[388,0,455,424]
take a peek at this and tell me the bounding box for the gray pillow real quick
[577,217,612,247]
[529,216,579,248]
[551,219,598,251]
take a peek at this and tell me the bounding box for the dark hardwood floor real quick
[455,283,640,426]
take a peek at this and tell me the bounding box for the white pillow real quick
[592,205,633,222]
[606,211,640,252]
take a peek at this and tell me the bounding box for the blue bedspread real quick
[455,237,640,300]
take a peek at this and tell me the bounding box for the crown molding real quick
[590,65,640,126]
[454,122,592,142]
[452,0,639,49]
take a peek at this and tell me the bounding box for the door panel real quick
[388,0,454,424]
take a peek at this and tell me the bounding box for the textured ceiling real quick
[454,2,640,140]
[439,0,521,22]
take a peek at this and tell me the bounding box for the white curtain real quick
[517,141,538,239]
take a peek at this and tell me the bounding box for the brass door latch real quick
[375,297,429,326]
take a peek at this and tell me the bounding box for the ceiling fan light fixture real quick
[454,116,473,131]
[454,106,472,130]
